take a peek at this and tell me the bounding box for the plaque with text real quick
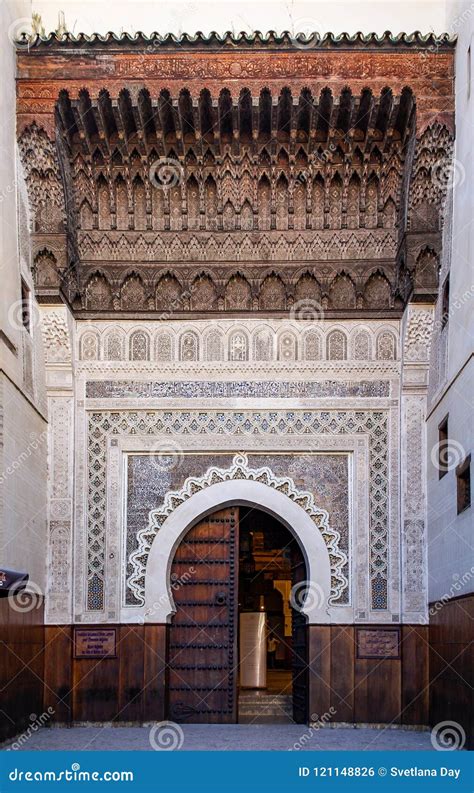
[356,628,400,659]
[74,628,117,659]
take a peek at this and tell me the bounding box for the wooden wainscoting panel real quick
[72,652,120,723]
[354,625,402,724]
[401,625,429,725]
[308,625,331,721]
[430,594,474,749]
[0,597,45,742]
[118,626,144,722]
[330,626,355,723]
[143,624,168,723]
[44,626,73,723]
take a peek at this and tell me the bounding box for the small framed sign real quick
[356,627,400,659]
[74,627,117,659]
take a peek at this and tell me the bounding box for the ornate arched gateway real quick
[165,504,310,724]
[19,31,455,726]
[140,459,335,723]
[141,456,337,618]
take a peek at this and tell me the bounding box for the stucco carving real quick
[129,453,347,607]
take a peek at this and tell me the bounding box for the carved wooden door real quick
[291,543,309,724]
[168,507,239,723]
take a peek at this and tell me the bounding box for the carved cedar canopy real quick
[16,33,455,316]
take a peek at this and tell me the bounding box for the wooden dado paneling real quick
[42,621,432,727]
[309,624,428,726]
[43,624,167,725]
[3,611,468,734]
[43,626,73,722]
[402,626,429,725]
[430,594,474,750]
[0,596,44,743]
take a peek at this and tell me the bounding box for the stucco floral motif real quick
[41,311,71,363]
[404,309,434,361]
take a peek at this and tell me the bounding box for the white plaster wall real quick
[446,0,474,380]
[30,0,448,38]
[427,365,473,602]
[0,0,31,386]
[427,0,474,603]
[0,0,48,592]
[0,375,48,590]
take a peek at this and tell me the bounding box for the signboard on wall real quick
[356,628,400,659]
[74,628,117,658]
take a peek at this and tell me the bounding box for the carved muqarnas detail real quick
[18,123,65,234]
[225,274,252,311]
[156,273,183,312]
[81,267,399,316]
[129,453,348,607]
[364,272,391,308]
[414,247,439,291]
[409,122,455,232]
[330,274,356,309]
[85,272,113,309]
[190,274,218,311]
[32,250,60,288]
[259,274,286,310]
[121,273,146,310]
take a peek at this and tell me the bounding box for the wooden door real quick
[291,543,309,724]
[168,507,239,723]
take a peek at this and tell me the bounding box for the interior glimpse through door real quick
[238,506,308,724]
[167,504,309,724]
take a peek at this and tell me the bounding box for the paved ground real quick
[3,724,435,752]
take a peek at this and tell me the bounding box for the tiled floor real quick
[3,724,435,752]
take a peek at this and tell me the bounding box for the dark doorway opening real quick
[238,507,308,724]
[167,505,308,725]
